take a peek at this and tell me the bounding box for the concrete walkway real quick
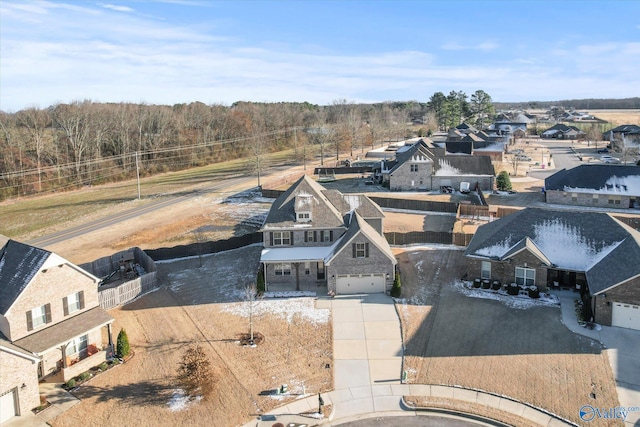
[3,381,79,427]
[553,289,640,427]
[245,294,575,427]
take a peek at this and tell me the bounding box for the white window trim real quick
[273,231,291,246]
[515,266,535,286]
[67,292,81,313]
[274,263,291,276]
[31,305,47,328]
[67,334,88,356]
[481,261,491,280]
[355,242,366,258]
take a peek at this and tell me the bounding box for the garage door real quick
[612,302,640,331]
[0,388,17,424]
[336,274,385,294]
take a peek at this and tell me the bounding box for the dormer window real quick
[297,212,311,222]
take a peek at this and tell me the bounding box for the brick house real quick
[382,139,495,191]
[464,208,640,330]
[545,165,640,209]
[0,340,40,423]
[0,236,114,407]
[603,124,640,152]
[260,175,396,295]
[541,123,586,140]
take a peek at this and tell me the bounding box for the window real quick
[481,261,491,280]
[274,263,291,276]
[272,231,291,246]
[297,212,310,222]
[64,291,84,315]
[571,193,577,202]
[353,242,369,258]
[27,304,51,331]
[304,262,310,275]
[515,267,535,286]
[410,164,418,172]
[608,196,621,205]
[321,230,331,242]
[66,335,88,356]
[306,230,314,242]
[592,194,599,201]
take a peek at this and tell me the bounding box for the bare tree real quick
[16,108,51,191]
[244,283,263,345]
[49,101,94,183]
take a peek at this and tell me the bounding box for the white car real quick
[600,155,621,164]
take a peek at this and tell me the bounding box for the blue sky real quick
[1,0,639,112]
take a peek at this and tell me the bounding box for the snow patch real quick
[167,389,202,412]
[475,237,513,258]
[435,159,462,176]
[564,175,640,195]
[454,281,560,310]
[221,297,330,324]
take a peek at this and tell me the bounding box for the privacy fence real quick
[144,232,263,261]
[81,247,158,310]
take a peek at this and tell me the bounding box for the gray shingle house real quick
[0,236,114,421]
[382,139,495,191]
[464,208,640,330]
[260,175,396,295]
[541,123,585,140]
[545,165,640,209]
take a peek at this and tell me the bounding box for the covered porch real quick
[260,246,330,294]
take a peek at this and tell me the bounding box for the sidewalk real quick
[553,289,640,427]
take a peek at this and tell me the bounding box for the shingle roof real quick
[326,212,396,265]
[321,190,384,219]
[465,208,640,294]
[610,124,640,134]
[434,155,495,175]
[12,307,113,354]
[0,239,51,315]
[545,165,640,194]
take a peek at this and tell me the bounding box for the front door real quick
[317,261,325,280]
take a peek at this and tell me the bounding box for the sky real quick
[1,0,639,112]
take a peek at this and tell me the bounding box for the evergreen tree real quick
[496,171,512,191]
[116,328,130,359]
[177,345,215,398]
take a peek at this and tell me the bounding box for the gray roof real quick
[322,190,385,219]
[545,165,640,193]
[465,208,640,294]
[434,155,495,176]
[610,124,640,134]
[12,307,113,354]
[0,239,52,315]
[326,212,395,265]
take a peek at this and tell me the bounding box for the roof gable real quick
[326,212,395,265]
[0,240,51,315]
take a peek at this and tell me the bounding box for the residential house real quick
[260,175,397,295]
[446,133,505,162]
[464,208,640,330]
[0,339,40,423]
[541,123,586,140]
[0,236,114,394]
[545,165,640,209]
[603,124,640,152]
[382,139,495,191]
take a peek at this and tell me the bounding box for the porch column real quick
[60,344,68,368]
[263,263,268,292]
[294,262,300,291]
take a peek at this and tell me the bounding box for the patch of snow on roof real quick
[474,142,504,152]
[564,175,640,195]
[475,237,513,258]
[342,194,361,210]
[532,219,623,270]
[221,297,330,324]
[435,159,462,176]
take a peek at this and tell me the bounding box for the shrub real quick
[390,272,401,298]
[177,345,215,399]
[528,288,540,299]
[507,284,520,295]
[79,372,90,381]
[98,362,108,371]
[116,328,130,359]
[496,171,512,191]
[256,269,265,295]
[66,379,76,388]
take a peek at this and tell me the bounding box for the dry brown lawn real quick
[395,248,622,427]
[51,248,332,427]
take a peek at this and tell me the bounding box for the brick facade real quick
[592,276,640,326]
[466,250,548,289]
[546,190,633,209]
[388,159,434,191]
[0,349,40,418]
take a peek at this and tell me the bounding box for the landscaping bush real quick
[79,372,90,381]
[66,379,76,388]
[98,362,108,371]
[116,328,130,359]
[507,284,520,295]
[256,269,265,295]
[528,288,540,299]
[496,171,512,191]
[390,272,401,298]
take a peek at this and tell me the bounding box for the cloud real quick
[98,3,135,13]
[441,41,499,51]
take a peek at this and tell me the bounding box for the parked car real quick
[597,148,609,154]
[460,181,470,194]
[515,154,532,161]
[600,155,621,164]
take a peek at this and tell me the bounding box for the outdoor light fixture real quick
[21,383,26,389]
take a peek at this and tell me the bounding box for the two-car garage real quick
[336,274,386,294]
[612,302,640,331]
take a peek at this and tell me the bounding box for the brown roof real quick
[13,307,113,354]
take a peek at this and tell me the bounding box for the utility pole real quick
[135,151,141,200]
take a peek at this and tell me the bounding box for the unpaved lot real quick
[394,247,621,426]
[51,246,332,427]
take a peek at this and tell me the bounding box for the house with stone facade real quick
[260,175,396,295]
[464,208,640,330]
[545,165,640,209]
[603,124,640,152]
[0,236,114,421]
[382,139,495,191]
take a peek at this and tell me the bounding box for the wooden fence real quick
[81,247,158,310]
[369,196,458,213]
[384,231,453,245]
[145,232,263,261]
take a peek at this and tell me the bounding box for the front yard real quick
[395,247,621,426]
[51,246,332,427]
